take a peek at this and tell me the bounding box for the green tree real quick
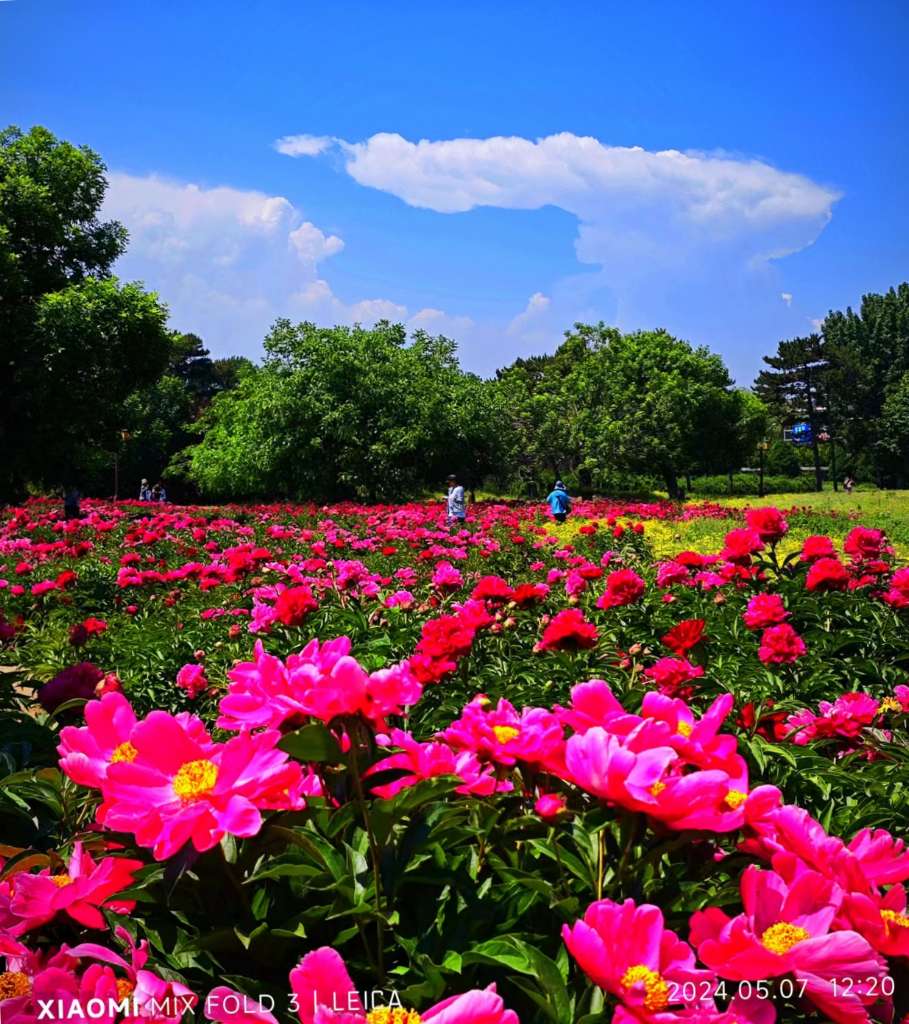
[495,341,587,495]
[183,321,515,501]
[566,325,737,499]
[754,334,829,491]
[823,283,909,484]
[0,124,171,497]
[880,371,909,485]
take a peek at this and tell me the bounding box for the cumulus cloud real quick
[102,172,462,355]
[781,292,793,306]
[288,279,407,326]
[283,132,839,252]
[278,131,842,375]
[289,221,344,264]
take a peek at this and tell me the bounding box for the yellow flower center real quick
[676,721,693,737]
[172,758,218,799]
[879,697,902,714]
[881,908,909,930]
[51,873,73,887]
[761,921,809,955]
[620,964,670,1011]
[110,741,138,763]
[724,789,748,810]
[116,978,135,1001]
[0,971,30,999]
[650,781,666,796]
[365,1010,422,1024]
[493,725,520,744]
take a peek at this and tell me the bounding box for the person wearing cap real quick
[446,473,467,526]
[547,480,571,524]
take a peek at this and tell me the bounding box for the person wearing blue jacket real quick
[547,480,571,523]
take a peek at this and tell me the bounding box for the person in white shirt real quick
[446,473,467,526]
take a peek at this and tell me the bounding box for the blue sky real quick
[3,0,908,384]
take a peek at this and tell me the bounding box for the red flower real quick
[471,575,514,605]
[758,623,807,665]
[643,656,704,696]
[596,569,645,609]
[721,528,764,564]
[661,618,706,655]
[745,506,789,542]
[69,617,108,647]
[844,526,887,562]
[511,582,549,608]
[536,608,599,652]
[800,535,836,562]
[805,557,850,592]
[274,586,317,626]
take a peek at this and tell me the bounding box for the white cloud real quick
[289,221,344,264]
[781,292,793,306]
[102,172,465,355]
[273,134,334,157]
[408,307,475,336]
[288,279,407,327]
[507,291,551,336]
[810,317,825,332]
[278,131,843,372]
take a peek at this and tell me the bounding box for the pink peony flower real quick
[58,692,139,789]
[757,624,806,665]
[805,557,850,592]
[9,842,142,933]
[175,663,208,699]
[563,898,715,1018]
[742,593,788,630]
[596,569,646,609]
[690,865,886,1024]
[101,712,304,859]
[745,507,789,543]
[536,608,599,652]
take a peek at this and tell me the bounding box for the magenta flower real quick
[742,593,788,630]
[757,624,806,665]
[9,842,142,932]
[690,866,886,1024]
[58,691,138,789]
[563,898,715,1018]
[101,712,304,859]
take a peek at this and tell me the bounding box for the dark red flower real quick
[536,608,599,652]
[38,662,104,713]
[660,618,706,655]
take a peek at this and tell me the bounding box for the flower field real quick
[2,496,909,1024]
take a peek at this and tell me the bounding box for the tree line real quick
[3,123,909,503]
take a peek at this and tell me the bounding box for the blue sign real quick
[790,422,813,446]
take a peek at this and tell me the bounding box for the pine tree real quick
[754,334,829,491]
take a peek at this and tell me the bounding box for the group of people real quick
[139,479,168,502]
[445,474,572,526]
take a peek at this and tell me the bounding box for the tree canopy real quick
[0,125,172,498]
[182,320,518,501]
